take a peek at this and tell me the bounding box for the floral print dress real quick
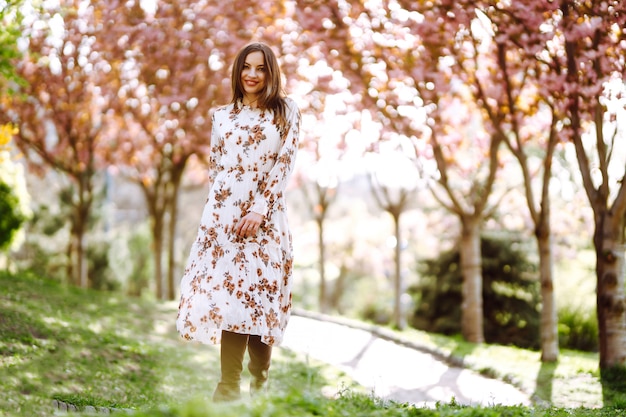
[176,98,300,346]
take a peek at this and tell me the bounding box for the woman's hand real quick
[235,212,264,238]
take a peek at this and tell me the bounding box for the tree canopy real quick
[3,0,625,369]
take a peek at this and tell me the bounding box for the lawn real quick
[0,270,623,417]
[294,309,606,409]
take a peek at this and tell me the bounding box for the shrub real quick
[558,304,598,352]
[0,180,26,251]
[108,223,154,296]
[409,235,541,349]
[9,203,70,281]
[88,237,120,291]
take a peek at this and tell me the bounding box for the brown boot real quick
[247,335,272,395]
[213,331,248,402]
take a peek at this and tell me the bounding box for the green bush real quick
[410,235,541,349]
[88,237,120,291]
[360,299,393,325]
[9,203,70,281]
[10,182,123,289]
[107,223,154,296]
[558,305,598,352]
[0,180,25,250]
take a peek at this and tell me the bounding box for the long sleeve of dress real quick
[207,112,225,187]
[250,99,300,217]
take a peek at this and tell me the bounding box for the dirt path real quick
[281,313,531,407]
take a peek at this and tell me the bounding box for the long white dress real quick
[176,98,300,346]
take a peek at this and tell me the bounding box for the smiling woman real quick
[176,42,301,402]
[240,51,266,104]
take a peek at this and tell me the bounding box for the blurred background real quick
[1,0,625,359]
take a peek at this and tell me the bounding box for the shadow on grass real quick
[0,271,223,413]
[600,365,626,409]
[532,360,555,404]
[447,336,478,371]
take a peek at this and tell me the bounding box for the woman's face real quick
[241,51,266,100]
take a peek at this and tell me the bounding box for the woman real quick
[176,42,300,401]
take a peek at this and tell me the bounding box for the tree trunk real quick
[310,180,335,314]
[537,229,559,362]
[166,173,182,301]
[392,210,405,330]
[595,212,626,368]
[368,173,414,330]
[459,217,484,343]
[76,204,88,289]
[568,97,626,369]
[76,228,87,289]
[330,264,348,314]
[141,169,168,300]
[317,215,328,313]
[152,215,164,300]
[166,205,176,301]
[73,177,92,289]
[145,178,166,300]
[67,231,75,286]
[562,13,626,370]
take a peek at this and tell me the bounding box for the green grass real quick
[294,310,610,409]
[0,270,356,417]
[0,270,624,417]
[396,328,602,408]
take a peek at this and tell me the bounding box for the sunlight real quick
[140,0,157,15]
[88,321,102,334]
[42,316,70,327]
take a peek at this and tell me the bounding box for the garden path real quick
[282,310,531,408]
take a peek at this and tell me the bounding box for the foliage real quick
[410,235,540,349]
[3,0,109,287]
[107,222,154,297]
[2,0,625,372]
[86,237,119,291]
[0,179,25,250]
[0,0,25,89]
[0,125,31,255]
[558,305,598,352]
[8,179,111,284]
[9,201,70,280]
[294,0,626,365]
[0,123,16,155]
[360,298,394,326]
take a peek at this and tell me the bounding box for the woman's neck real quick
[242,95,260,108]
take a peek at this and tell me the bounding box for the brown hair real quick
[231,43,287,131]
